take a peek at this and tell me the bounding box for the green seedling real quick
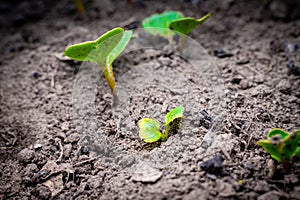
[142,11,211,51]
[64,27,132,104]
[138,106,184,143]
[169,13,211,52]
[257,128,300,170]
[142,11,184,40]
[73,0,85,16]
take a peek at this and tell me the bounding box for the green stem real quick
[168,35,174,46]
[101,63,119,106]
[161,124,169,142]
[179,35,187,54]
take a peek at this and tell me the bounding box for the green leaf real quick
[107,30,132,66]
[64,27,125,63]
[165,106,184,126]
[257,139,282,162]
[169,13,211,35]
[138,118,162,143]
[258,129,300,162]
[163,106,184,142]
[64,40,97,62]
[295,147,300,157]
[64,28,132,99]
[267,128,290,140]
[142,11,184,37]
[281,134,299,161]
[292,130,300,157]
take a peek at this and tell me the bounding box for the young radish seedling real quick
[138,106,184,143]
[257,128,300,171]
[142,11,211,52]
[64,27,132,104]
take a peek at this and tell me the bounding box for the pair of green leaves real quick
[257,128,300,163]
[64,27,132,99]
[138,106,184,143]
[142,11,211,37]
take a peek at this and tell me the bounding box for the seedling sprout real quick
[142,11,184,42]
[138,106,184,143]
[257,128,300,171]
[142,11,211,52]
[169,13,211,52]
[64,27,132,104]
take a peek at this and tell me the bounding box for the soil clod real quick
[200,154,224,176]
[214,49,233,58]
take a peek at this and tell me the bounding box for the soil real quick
[0,0,300,199]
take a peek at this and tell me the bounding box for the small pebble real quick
[81,145,90,155]
[18,148,35,163]
[239,79,249,89]
[200,154,224,176]
[214,49,233,58]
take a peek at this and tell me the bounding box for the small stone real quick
[287,60,300,76]
[63,144,72,158]
[56,132,66,139]
[87,175,103,189]
[18,148,35,163]
[33,143,43,149]
[81,145,89,155]
[64,133,80,143]
[254,74,264,84]
[32,72,42,79]
[231,75,243,84]
[131,161,162,183]
[254,180,271,192]
[61,122,69,132]
[239,79,249,89]
[258,191,280,200]
[200,154,224,176]
[284,174,299,185]
[214,49,233,58]
[184,189,209,200]
[276,79,290,93]
[236,58,250,65]
[33,185,51,199]
[58,163,74,174]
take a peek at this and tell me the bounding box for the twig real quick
[73,157,98,167]
[0,88,3,102]
[220,146,231,160]
[246,134,253,150]
[56,140,64,162]
[119,17,136,27]
[74,136,85,160]
[229,118,248,135]
[243,65,261,75]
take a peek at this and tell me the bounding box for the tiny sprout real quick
[257,128,300,164]
[64,27,132,104]
[142,11,211,51]
[138,106,184,143]
[142,11,184,39]
[169,13,211,52]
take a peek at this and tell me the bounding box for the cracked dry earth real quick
[0,0,299,199]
